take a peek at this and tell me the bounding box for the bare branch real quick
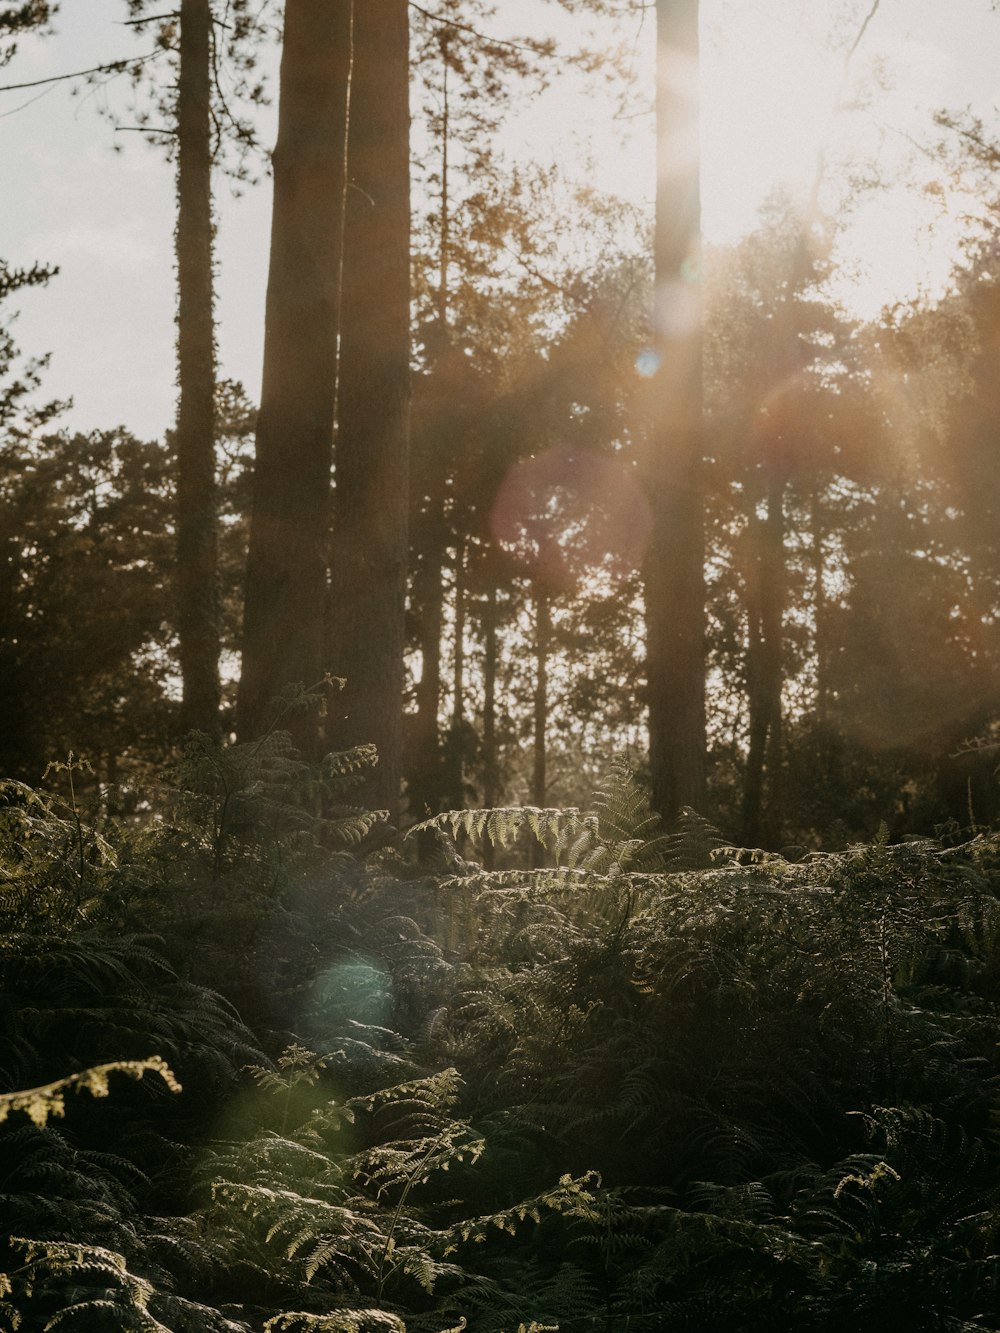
[409,2,554,57]
[114,123,178,135]
[0,49,159,92]
[846,0,883,64]
[119,10,179,25]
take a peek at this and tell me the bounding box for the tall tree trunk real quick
[328,0,410,825]
[645,0,706,823]
[452,539,465,729]
[409,478,446,818]
[409,33,451,820]
[532,583,550,807]
[531,582,550,868]
[437,29,450,333]
[481,574,498,871]
[482,577,498,810]
[237,0,351,749]
[742,474,785,847]
[811,488,829,728]
[440,539,467,811]
[176,0,220,736]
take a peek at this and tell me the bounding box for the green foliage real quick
[200,1049,597,1327]
[410,756,691,875]
[4,754,1000,1329]
[0,425,175,782]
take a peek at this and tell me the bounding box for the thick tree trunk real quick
[237,0,351,749]
[176,0,220,736]
[645,0,706,823]
[328,0,410,825]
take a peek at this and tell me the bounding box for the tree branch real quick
[120,10,179,25]
[409,2,553,57]
[846,0,883,64]
[0,49,159,92]
[114,123,179,135]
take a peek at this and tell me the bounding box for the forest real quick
[3,0,1000,1328]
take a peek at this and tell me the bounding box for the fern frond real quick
[443,1173,600,1252]
[0,1057,180,1128]
[7,1238,173,1332]
[264,1311,406,1333]
[408,808,579,853]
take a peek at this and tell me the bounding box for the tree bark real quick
[328,0,410,825]
[482,577,498,810]
[645,0,706,822]
[532,582,550,811]
[237,0,351,749]
[742,474,785,847]
[176,0,220,736]
[452,539,465,730]
[811,488,829,727]
[480,570,499,871]
[530,581,550,869]
[408,477,446,819]
[408,41,452,821]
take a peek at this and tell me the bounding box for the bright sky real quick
[2,0,998,439]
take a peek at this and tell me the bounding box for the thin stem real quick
[0,51,160,93]
[376,1132,448,1299]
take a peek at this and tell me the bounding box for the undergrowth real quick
[2,745,1000,1328]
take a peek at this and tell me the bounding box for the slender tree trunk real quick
[409,34,451,821]
[437,31,450,332]
[531,583,550,868]
[237,0,352,750]
[409,481,446,818]
[742,474,785,846]
[481,575,498,871]
[328,0,410,824]
[452,540,465,730]
[811,488,828,727]
[645,0,706,822]
[482,577,498,809]
[532,583,550,808]
[176,0,220,736]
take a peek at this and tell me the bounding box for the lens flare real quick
[490,443,651,591]
[635,348,661,378]
[305,960,392,1040]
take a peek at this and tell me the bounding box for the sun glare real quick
[513,0,972,325]
[701,19,843,245]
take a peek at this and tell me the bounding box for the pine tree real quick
[174,0,219,736]
[327,0,411,821]
[122,1,272,739]
[238,0,351,752]
[645,0,707,823]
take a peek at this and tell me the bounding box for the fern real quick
[409,806,582,858]
[2,1237,174,1331]
[408,757,725,879]
[264,1313,406,1333]
[0,1057,180,1128]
